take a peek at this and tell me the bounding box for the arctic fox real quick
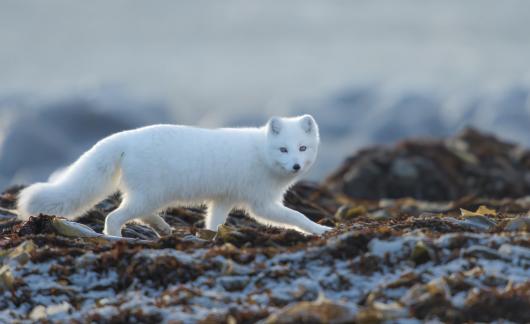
[17,115,332,237]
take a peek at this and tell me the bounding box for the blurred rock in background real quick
[1,0,530,186]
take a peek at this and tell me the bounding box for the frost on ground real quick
[1,184,529,323]
[1,130,530,323]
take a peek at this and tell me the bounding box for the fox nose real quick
[293,164,301,171]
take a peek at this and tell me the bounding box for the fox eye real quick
[280,147,288,153]
[299,146,307,152]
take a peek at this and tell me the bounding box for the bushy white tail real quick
[17,140,122,220]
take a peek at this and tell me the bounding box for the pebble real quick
[504,216,530,232]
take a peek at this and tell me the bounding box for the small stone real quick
[0,265,16,290]
[410,241,432,264]
[356,302,408,323]
[51,217,99,237]
[369,209,392,221]
[462,245,507,260]
[196,228,217,240]
[400,277,452,319]
[222,259,251,276]
[334,204,367,221]
[445,215,496,232]
[379,199,396,208]
[219,276,249,292]
[261,298,356,324]
[386,272,421,289]
[461,215,496,231]
[0,207,17,222]
[182,234,209,243]
[216,225,248,245]
[8,240,37,265]
[45,302,72,317]
[504,216,530,232]
[29,305,47,320]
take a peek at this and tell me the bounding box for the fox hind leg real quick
[103,197,158,237]
[142,214,172,237]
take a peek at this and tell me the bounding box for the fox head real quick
[264,115,320,177]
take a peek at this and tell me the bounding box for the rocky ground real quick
[1,129,529,323]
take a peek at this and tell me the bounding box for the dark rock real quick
[326,128,530,201]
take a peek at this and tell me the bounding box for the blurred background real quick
[1,0,530,188]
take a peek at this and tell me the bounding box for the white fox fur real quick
[17,115,332,237]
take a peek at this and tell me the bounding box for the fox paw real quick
[152,223,172,237]
[311,224,333,235]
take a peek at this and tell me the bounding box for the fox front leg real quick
[250,203,332,235]
[205,201,233,231]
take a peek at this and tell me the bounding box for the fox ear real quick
[300,115,316,134]
[268,117,282,135]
